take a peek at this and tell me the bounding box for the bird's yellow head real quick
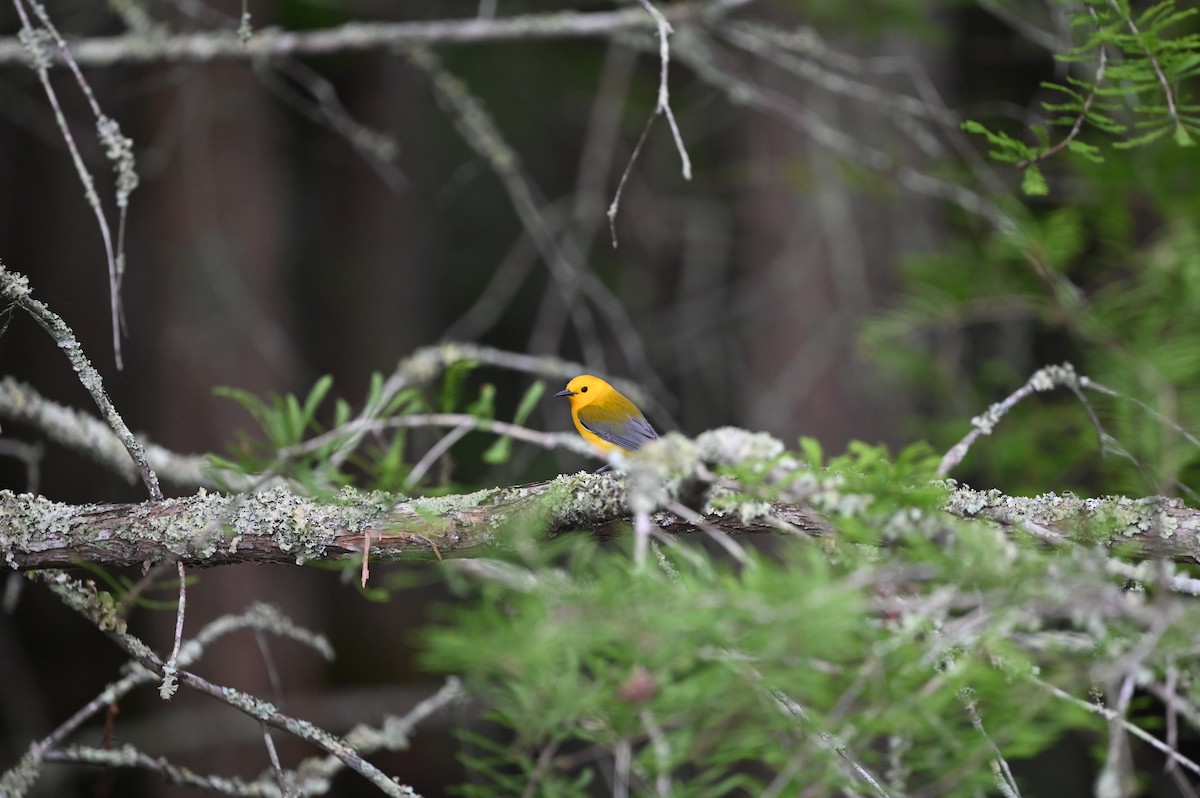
[553,374,613,410]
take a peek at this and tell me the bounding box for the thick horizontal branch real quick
[0,2,746,67]
[945,486,1200,562]
[2,476,1198,570]
[0,475,673,569]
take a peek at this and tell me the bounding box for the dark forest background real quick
[4,0,1199,795]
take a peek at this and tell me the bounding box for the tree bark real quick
[3,478,1197,570]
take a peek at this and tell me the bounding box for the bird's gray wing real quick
[578,411,659,451]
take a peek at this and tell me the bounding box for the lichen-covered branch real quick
[945,486,1199,562]
[0,475,643,570]
[0,265,161,500]
[14,571,428,798]
[3,471,1199,571]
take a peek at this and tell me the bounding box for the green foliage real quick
[866,131,1200,496]
[210,376,354,492]
[962,0,1200,185]
[210,366,551,494]
[483,380,545,465]
[421,440,1199,796]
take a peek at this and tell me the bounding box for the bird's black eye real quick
[580,386,588,393]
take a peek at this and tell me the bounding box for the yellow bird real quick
[554,375,659,456]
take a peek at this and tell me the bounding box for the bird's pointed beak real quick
[554,388,575,397]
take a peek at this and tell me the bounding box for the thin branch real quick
[401,44,606,368]
[0,2,753,66]
[0,377,244,491]
[633,509,652,571]
[30,570,424,797]
[668,31,1011,231]
[402,47,673,404]
[0,266,161,500]
[573,42,639,248]
[160,561,188,700]
[252,56,405,192]
[613,737,632,798]
[13,0,132,369]
[1036,676,1200,778]
[766,685,894,798]
[403,422,474,491]
[938,363,1082,477]
[961,688,1021,798]
[607,111,657,248]
[636,0,692,180]
[666,500,750,566]
[939,362,1200,501]
[44,744,280,796]
[261,723,292,798]
[5,601,335,795]
[287,412,599,464]
[521,740,562,798]
[1109,0,1181,134]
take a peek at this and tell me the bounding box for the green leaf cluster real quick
[962,0,1200,191]
[208,364,547,494]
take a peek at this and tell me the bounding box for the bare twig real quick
[402,44,607,367]
[14,0,133,369]
[669,31,1009,230]
[30,570,423,797]
[633,510,652,571]
[0,3,752,66]
[160,561,188,699]
[291,677,463,786]
[636,0,692,180]
[252,56,405,192]
[1036,676,1200,778]
[402,48,672,404]
[666,500,750,566]
[4,601,337,795]
[261,723,292,797]
[767,686,894,798]
[574,43,638,248]
[404,422,474,490]
[939,362,1200,501]
[286,411,599,465]
[521,741,562,798]
[938,363,1081,477]
[607,111,657,248]
[961,688,1021,798]
[44,744,280,796]
[0,377,250,491]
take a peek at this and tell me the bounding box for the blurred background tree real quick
[2,0,1200,795]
